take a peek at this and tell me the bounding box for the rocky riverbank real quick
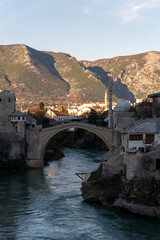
[81,148,160,219]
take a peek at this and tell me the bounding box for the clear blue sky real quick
[0,0,160,60]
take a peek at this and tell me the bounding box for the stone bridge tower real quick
[0,90,16,132]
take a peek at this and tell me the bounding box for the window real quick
[22,117,25,120]
[8,98,11,102]
[129,134,143,141]
[156,159,160,170]
[18,117,20,120]
[145,134,154,144]
[0,98,1,102]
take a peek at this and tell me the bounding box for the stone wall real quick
[0,94,15,117]
[0,117,16,133]
[0,92,16,133]
[123,149,160,180]
[123,152,142,180]
[0,132,25,164]
[102,147,124,177]
[112,130,122,149]
[25,128,43,168]
[113,112,138,130]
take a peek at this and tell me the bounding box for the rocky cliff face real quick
[0,44,160,108]
[45,51,107,103]
[114,177,160,218]
[81,51,160,101]
[81,148,160,219]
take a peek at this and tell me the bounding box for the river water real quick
[0,148,160,240]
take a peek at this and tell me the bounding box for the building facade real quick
[0,90,38,163]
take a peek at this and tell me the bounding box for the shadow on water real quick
[83,202,160,240]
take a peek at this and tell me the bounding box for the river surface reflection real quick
[0,148,160,240]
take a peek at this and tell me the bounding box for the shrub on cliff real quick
[136,99,152,119]
[87,109,107,126]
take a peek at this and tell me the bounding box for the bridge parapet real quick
[41,122,111,132]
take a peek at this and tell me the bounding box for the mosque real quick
[106,78,137,130]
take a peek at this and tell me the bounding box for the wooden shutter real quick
[145,134,154,144]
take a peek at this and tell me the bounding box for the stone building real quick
[120,118,160,179]
[45,109,76,123]
[121,118,160,153]
[103,93,160,181]
[113,100,137,130]
[148,92,160,118]
[0,90,16,132]
[0,90,15,115]
[0,90,38,163]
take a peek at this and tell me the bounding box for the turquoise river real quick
[0,148,160,240]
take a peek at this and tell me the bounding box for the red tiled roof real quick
[92,106,102,109]
[52,110,69,116]
[88,106,102,110]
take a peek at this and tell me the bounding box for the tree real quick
[39,102,44,109]
[59,106,68,114]
[136,99,152,119]
[87,109,107,126]
[87,109,99,125]
[27,105,48,126]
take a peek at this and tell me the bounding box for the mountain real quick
[0,44,160,108]
[44,51,108,103]
[0,44,107,108]
[81,51,160,101]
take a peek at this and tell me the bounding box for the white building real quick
[77,103,105,116]
[78,103,93,110]
[45,109,76,123]
[136,99,143,104]
[119,118,160,180]
[68,106,78,115]
[121,118,160,153]
[10,111,27,123]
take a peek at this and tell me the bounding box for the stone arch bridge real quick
[26,122,121,168]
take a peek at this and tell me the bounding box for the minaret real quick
[105,88,108,108]
[108,76,113,128]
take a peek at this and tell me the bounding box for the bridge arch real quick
[39,122,112,162]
